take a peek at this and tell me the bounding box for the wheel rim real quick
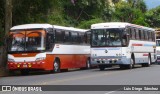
[130,58,134,68]
[54,61,59,72]
[87,60,90,68]
[148,56,151,65]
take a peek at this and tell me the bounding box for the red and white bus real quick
[7,24,91,74]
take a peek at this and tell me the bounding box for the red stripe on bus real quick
[132,44,143,46]
[143,54,148,56]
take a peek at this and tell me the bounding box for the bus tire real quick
[53,59,60,73]
[147,55,151,67]
[86,59,91,69]
[126,57,134,69]
[129,57,134,69]
[119,65,125,69]
[20,70,29,75]
[99,65,105,71]
[142,54,151,67]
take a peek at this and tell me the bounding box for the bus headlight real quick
[35,57,46,61]
[8,58,15,62]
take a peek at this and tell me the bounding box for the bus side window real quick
[152,32,155,42]
[46,32,54,51]
[64,31,71,44]
[148,31,152,41]
[136,29,139,40]
[61,31,65,43]
[144,30,148,41]
[55,30,63,43]
[71,32,78,44]
[84,32,88,44]
[131,28,136,39]
[86,31,91,45]
[141,30,144,40]
[77,32,81,43]
[128,28,132,39]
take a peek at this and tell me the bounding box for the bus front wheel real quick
[53,60,60,73]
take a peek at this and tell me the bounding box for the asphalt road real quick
[0,64,160,94]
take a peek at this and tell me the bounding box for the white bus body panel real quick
[91,22,156,65]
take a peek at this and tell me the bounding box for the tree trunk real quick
[1,0,12,67]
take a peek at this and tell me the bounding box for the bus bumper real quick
[7,60,47,70]
[90,56,131,65]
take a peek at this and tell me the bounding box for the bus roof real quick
[10,24,53,30]
[10,24,88,32]
[91,22,155,31]
[53,25,88,32]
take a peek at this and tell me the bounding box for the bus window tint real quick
[152,32,155,41]
[91,29,122,47]
[149,32,152,41]
[71,32,78,44]
[46,32,54,50]
[55,30,62,43]
[132,28,136,39]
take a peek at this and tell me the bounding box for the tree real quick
[113,0,148,26]
[0,0,5,46]
[145,6,160,28]
[5,0,12,35]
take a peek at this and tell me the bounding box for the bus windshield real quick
[8,29,46,52]
[91,28,123,47]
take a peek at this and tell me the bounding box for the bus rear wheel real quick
[53,60,60,73]
[142,55,151,67]
[99,65,105,71]
[119,65,125,69]
[86,59,91,69]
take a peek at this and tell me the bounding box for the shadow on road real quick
[4,64,157,77]
[7,68,92,77]
[92,65,147,72]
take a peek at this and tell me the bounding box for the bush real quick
[78,18,104,29]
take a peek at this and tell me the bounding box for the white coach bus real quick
[90,22,156,70]
[7,24,90,74]
[156,29,160,63]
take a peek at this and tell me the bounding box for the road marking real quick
[105,91,117,94]
[105,88,122,94]
[35,70,126,85]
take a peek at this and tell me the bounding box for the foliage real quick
[0,0,5,46]
[78,18,104,29]
[0,0,160,34]
[113,0,148,26]
[145,6,160,28]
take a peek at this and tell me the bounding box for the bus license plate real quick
[23,65,28,68]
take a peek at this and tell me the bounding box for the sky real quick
[145,0,160,9]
